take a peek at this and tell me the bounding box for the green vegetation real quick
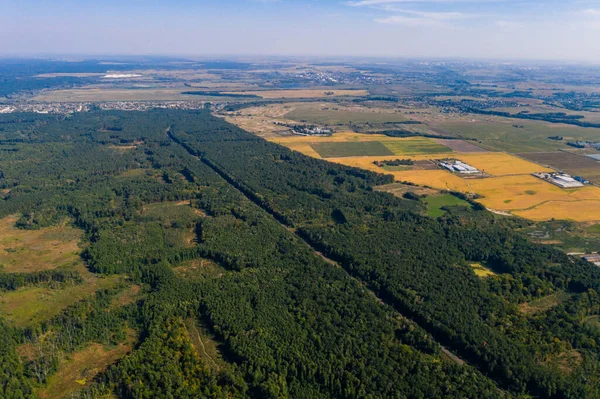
[424,193,471,217]
[285,108,408,125]
[381,139,453,155]
[1,109,600,399]
[310,141,394,157]
[373,158,414,171]
[434,119,600,153]
[524,220,600,253]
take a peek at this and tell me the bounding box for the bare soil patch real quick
[434,139,489,153]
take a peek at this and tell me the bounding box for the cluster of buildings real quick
[273,122,333,136]
[532,172,585,188]
[0,101,209,115]
[567,141,600,150]
[439,159,481,175]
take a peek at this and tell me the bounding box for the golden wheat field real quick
[456,153,553,176]
[271,131,387,144]
[514,200,600,222]
[470,175,600,210]
[266,132,600,221]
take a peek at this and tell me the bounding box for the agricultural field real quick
[428,115,600,153]
[381,139,452,156]
[311,141,393,158]
[223,89,368,99]
[513,200,600,222]
[0,215,82,273]
[433,139,489,153]
[273,132,453,157]
[519,152,600,183]
[455,153,552,176]
[285,105,409,125]
[268,130,600,222]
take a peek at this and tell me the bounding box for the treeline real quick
[370,129,475,141]
[0,110,504,398]
[167,109,600,397]
[0,270,82,291]
[2,109,600,397]
[461,106,600,128]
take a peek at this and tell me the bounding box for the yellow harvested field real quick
[470,175,600,210]
[514,200,600,222]
[224,89,368,99]
[265,132,600,222]
[281,142,323,158]
[456,153,552,176]
[272,131,388,144]
[391,170,471,191]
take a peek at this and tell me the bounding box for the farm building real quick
[439,160,480,175]
[532,172,585,188]
[582,254,600,266]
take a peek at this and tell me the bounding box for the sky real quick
[2,0,600,62]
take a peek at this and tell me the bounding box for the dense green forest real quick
[0,109,599,398]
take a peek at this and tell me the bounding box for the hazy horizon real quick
[2,0,600,63]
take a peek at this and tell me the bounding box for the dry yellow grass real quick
[272,131,387,144]
[0,268,121,328]
[224,89,368,99]
[0,215,82,273]
[456,153,552,176]
[38,333,135,399]
[390,170,472,191]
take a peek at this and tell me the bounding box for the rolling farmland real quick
[267,131,600,222]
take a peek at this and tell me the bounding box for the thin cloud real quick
[375,15,444,26]
[347,0,498,5]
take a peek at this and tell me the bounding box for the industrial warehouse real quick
[532,172,585,188]
[438,159,481,175]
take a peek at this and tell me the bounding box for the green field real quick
[311,141,394,158]
[286,108,408,125]
[433,118,600,153]
[381,139,453,155]
[424,194,470,218]
[381,165,413,171]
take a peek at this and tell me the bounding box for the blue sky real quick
[2,0,600,62]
